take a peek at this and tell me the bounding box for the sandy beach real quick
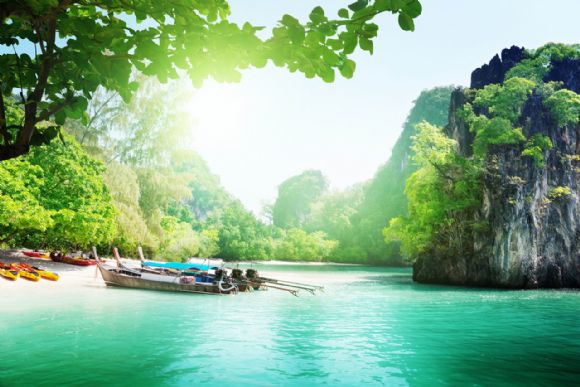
[0,249,367,299]
[0,250,102,297]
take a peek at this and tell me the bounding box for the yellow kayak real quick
[11,265,40,282]
[0,268,19,281]
[32,266,59,281]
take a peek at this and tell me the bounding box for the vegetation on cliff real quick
[385,43,580,272]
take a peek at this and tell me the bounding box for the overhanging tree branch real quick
[0,88,10,145]
[36,98,74,123]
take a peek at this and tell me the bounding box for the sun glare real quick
[186,81,246,149]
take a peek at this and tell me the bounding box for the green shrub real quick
[548,186,573,200]
[545,89,580,127]
[521,134,553,168]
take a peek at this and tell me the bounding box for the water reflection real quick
[1,265,579,386]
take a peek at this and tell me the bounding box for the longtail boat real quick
[138,247,323,296]
[95,248,239,295]
[94,247,323,297]
[137,247,257,293]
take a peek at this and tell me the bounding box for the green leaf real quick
[375,0,391,11]
[340,32,357,55]
[322,49,340,66]
[281,14,300,27]
[339,59,356,79]
[309,6,325,24]
[338,8,349,18]
[402,0,422,18]
[287,25,305,44]
[326,38,343,50]
[348,0,368,12]
[55,110,66,125]
[320,66,335,83]
[398,13,415,31]
[30,125,60,146]
[359,37,374,54]
[81,111,90,126]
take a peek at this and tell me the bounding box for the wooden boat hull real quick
[98,264,236,295]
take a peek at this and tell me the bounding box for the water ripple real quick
[1,265,579,386]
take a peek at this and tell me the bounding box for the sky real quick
[4,1,579,215]
[183,0,580,215]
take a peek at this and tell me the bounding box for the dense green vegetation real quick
[385,43,580,263]
[0,78,341,261]
[272,170,328,229]
[278,86,453,264]
[0,76,453,263]
[3,2,573,267]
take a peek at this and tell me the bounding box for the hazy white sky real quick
[7,1,578,215]
[184,0,580,214]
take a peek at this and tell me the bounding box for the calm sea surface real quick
[1,264,579,386]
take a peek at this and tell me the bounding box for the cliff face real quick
[470,46,525,89]
[413,49,580,288]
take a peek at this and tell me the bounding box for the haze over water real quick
[1,264,579,386]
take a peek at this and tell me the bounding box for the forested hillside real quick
[0,78,453,263]
[273,87,453,264]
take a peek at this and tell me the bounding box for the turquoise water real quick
[1,264,579,386]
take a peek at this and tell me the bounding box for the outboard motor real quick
[246,268,258,279]
[232,269,243,280]
[214,269,224,282]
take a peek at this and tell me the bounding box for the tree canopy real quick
[272,169,328,229]
[0,0,422,160]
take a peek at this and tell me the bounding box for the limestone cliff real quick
[413,47,580,288]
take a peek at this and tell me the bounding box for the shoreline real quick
[0,249,377,267]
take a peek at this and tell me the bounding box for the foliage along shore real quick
[0,70,449,265]
[3,37,576,280]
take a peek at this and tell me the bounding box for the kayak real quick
[33,266,60,281]
[22,251,50,259]
[0,267,19,281]
[51,254,97,266]
[11,264,40,281]
[16,263,59,281]
[63,256,97,266]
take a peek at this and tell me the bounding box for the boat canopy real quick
[142,260,215,271]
